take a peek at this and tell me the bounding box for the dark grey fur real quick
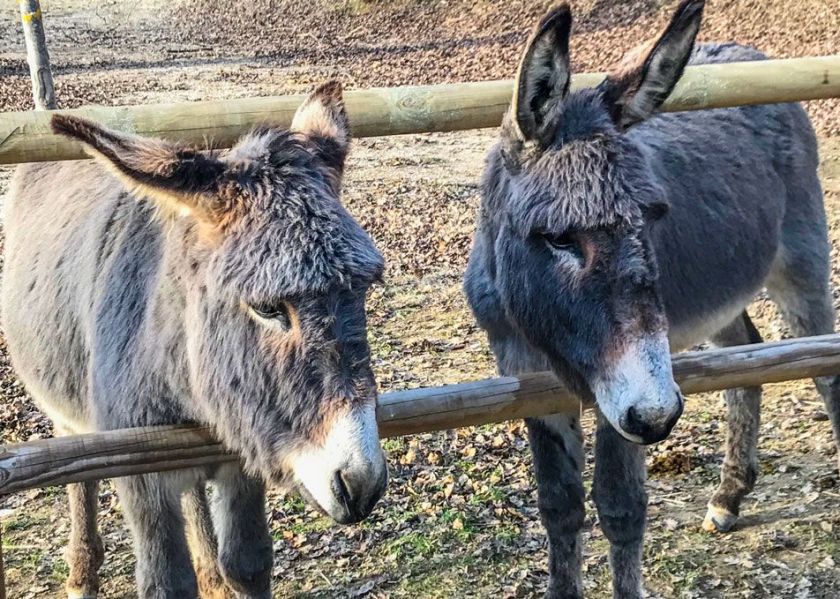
[2,82,388,598]
[464,2,840,596]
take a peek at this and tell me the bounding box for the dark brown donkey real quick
[2,82,387,598]
[465,2,839,596]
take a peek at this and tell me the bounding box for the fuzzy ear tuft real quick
[510,4,573,142]
[50,113,228,220]
[291,80,351,188]
[600,0,704,129]
[292,81,350,151]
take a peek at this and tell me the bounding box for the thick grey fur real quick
[2,86,386,598]
[464,9,840,599]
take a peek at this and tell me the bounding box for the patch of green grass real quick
[277,493,308,514]
[647,547,706,593]
[2,512,48,533]
[382,437,408,454]
[385,531,437,560]
[398,571,448,596]
[494,522,520,544]
[791,521,840,560]
[51,557,70,579]
[688,407,718,424]
[468,480,507,505]
[272,515,333,539]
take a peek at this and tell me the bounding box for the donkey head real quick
[51,82,387,523]
[485,1,704,444]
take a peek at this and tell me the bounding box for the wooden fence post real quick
[18,0,56,110]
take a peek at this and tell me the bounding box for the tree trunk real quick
[0,519,6,599]
[19,0,56,111]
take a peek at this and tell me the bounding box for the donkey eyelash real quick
[538,230,584,260]
[248,302,293,331]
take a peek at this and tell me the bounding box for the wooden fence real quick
[3,334,840,495]
[0,55,839,164]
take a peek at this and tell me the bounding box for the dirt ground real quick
[1,1,839,597]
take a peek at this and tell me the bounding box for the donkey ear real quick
[291,80,350,181]
[600,0,704,129]
[510,4,573,141]
[50,114,228,220]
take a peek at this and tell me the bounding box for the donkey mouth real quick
[292,478,380,525]
[294,482,332,518]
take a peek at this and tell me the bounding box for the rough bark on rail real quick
[1,335,840,495]
[0,56,839,164]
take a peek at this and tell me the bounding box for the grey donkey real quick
[464,1,840,596]
[2,82,388,598]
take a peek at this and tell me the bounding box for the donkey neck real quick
[139,215,209,411]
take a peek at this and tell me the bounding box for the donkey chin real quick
[592,333,684,445]
[283,404,388,525]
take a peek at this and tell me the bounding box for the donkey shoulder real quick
[690,42,768,65]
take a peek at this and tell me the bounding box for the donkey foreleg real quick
[65,481,105,599]
[210,464,273,599]
[116,473,198,598]
[593,411,647,599]
[814,376,840,472]
[526,414,585,599]
[182,484,227,599]
[57,421,105,599]
[703,386,761,532]
[704,313,763,533]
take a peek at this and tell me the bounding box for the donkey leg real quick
[210,464,273,599]
[770,280,840,471]
[768,180,840,471]
[116,473,198,598]
[703,313,763,533]
[182,484,227,599]
[56,421,105,599]
[65,480,105,599]
[526,414,585,599]
[592,410,647,599]
[813,375,840,473]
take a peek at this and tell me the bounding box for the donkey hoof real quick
[233,592,272,599]
[702,504,737,533]
[67,586,98,599]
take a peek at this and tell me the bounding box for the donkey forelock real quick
[490,90,667,240]
[211,127,384,302]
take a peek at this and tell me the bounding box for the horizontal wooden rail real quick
[1,334,839,495]
[1,55,839,164]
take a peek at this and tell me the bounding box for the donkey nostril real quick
[624,406,640,430]
[331,470,353,512]
[620,405,651,438]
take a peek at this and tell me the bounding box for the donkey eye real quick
[641,201,669,222]
[249,302,292,330]
[540,231,581,255]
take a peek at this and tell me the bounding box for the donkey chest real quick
[666,292,759,352]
